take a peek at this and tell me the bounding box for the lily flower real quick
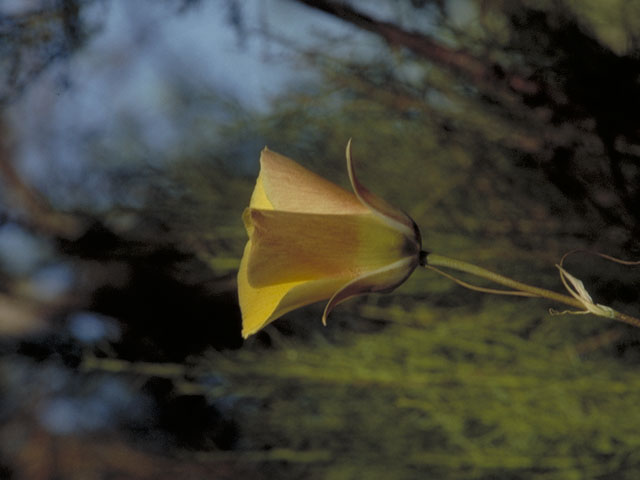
[237,140,422,338]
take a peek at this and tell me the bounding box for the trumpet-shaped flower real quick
[237,141,422,338]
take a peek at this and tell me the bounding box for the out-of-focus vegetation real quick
[207,303,640,479]
[1,0,640,479]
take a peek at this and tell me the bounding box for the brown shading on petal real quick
[260,148,368,214]
[321,257,417,325]
[246,209,411,287]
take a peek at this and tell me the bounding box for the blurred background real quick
[1,0,640,478]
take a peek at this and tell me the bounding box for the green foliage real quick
[206,301,640,479]
[560,0,640,54]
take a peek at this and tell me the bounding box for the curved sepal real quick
[346,139,420,247]
[321,257,417,325]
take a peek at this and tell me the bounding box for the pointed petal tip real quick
[321,296,340,326]
[259,146,271,162]
[345,138,354,178]
[321,307,329,326]
[260,146,278,164]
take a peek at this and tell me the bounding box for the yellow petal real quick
[259,148,368,214]
[238,240,350,338]
[238,240,303,337]
[245,209,416,287]
[238,144,424,338]
[248,175,273,210]
[240,256,417,338]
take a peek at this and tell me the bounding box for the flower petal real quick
[259,148,368,214]
[246,209,416,287]
[346,139,420,244]
[248,175,273,210]
[238,240,297,337]
[238,240,350,337]
[238,144,424,338]
[260,276,350,332]
[321,257,417,325]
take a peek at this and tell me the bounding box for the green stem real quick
[424,252,640,328]
[614,311,640,328]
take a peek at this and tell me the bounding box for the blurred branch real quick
[293,0,539,97]
[0,292,48,336]
[294,0,640,234]
[0,121,84,239]
[0,0,89,106]
[10,426,263,480]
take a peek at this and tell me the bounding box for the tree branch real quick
[0,121,83,239]
[293,0,539,96]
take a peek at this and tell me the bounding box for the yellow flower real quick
[237,141,422,338]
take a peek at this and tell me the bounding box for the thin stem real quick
[424,252,640,328]
[426,264,539,297]
[615,312,640,328]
